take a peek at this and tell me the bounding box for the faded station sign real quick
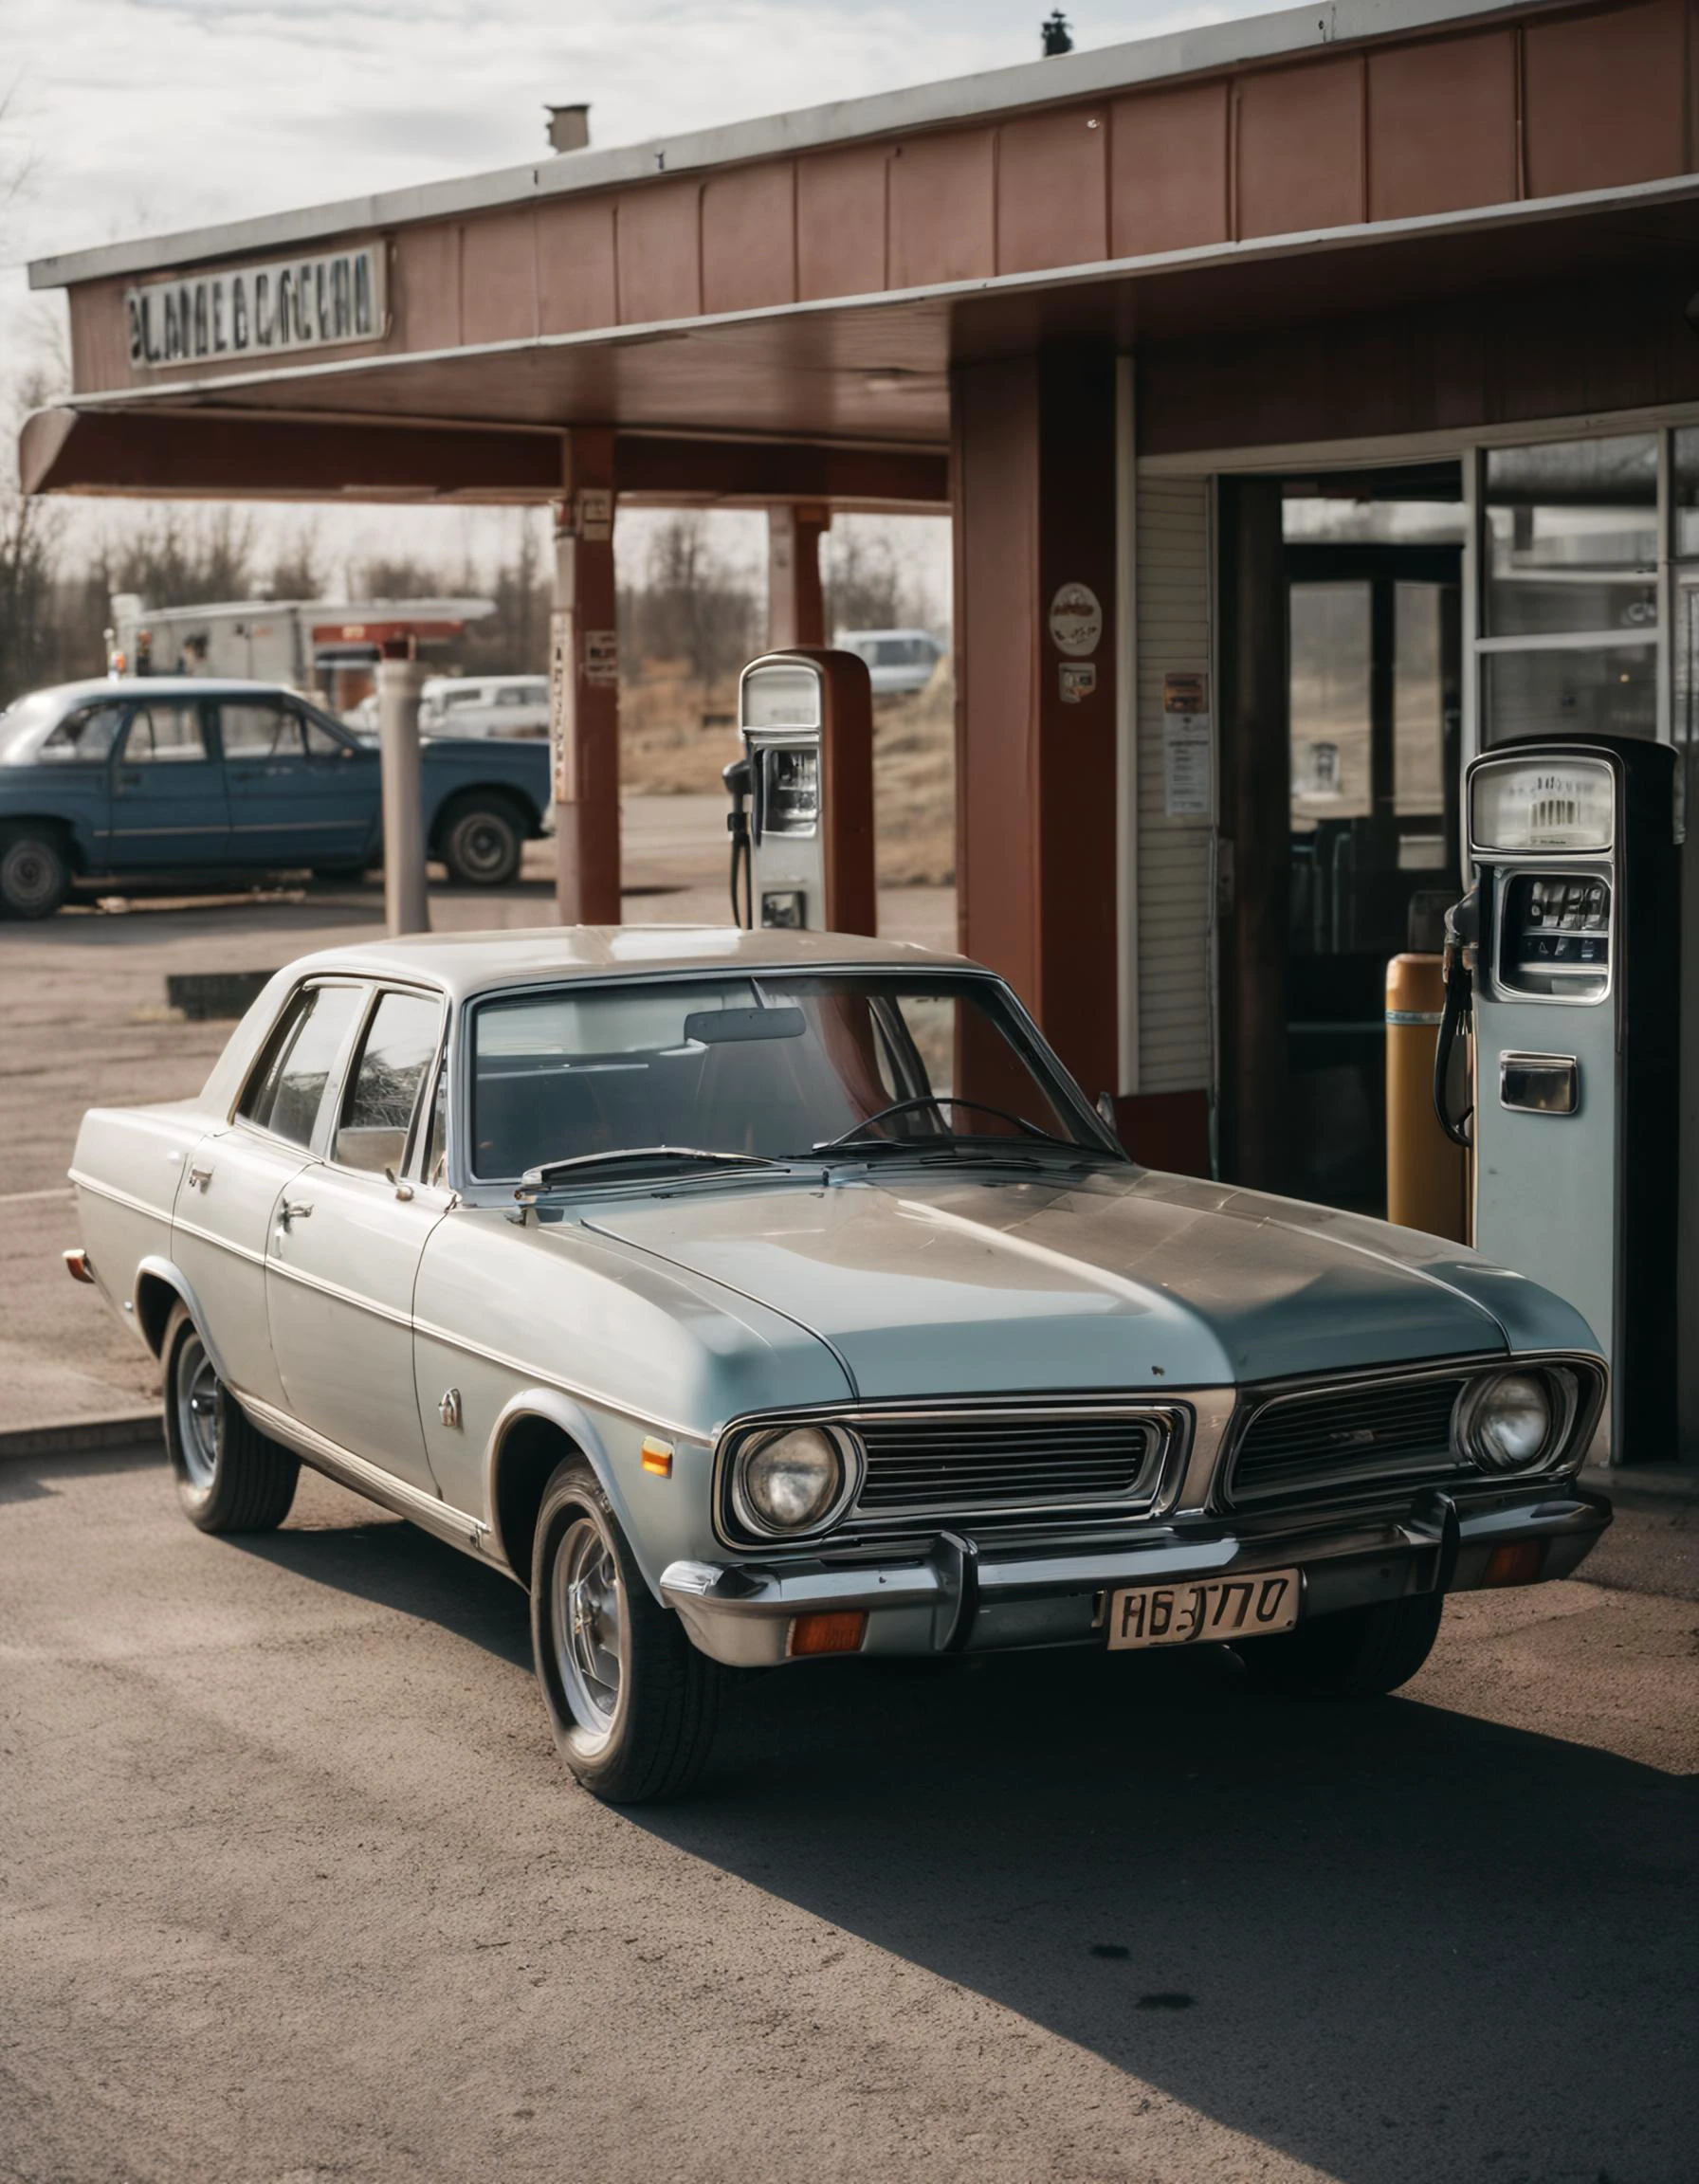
[125,245,387,371]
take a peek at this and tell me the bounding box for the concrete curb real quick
[1581,1463,1699,1504]
[0,1412,163,1464]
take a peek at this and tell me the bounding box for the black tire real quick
[0,826,72,919]
[439,795,524,887]
[530,1456,722,1803]
[1233,1591,1444,1700]
[161,1302,300,1534]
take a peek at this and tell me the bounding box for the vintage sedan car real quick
[68,927,1611,1802]
[0,677,551,916]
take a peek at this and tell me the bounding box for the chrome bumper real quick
[659,1484,1611,1668]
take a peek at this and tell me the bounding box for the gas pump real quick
[724,649,875,934]
[1435,736,1681,1461]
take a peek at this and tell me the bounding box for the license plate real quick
[1106,1568,1301,1650]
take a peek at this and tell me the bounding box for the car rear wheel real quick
[530,1457,722,1803]
[0,827,71,919]
[1232,1592,1443,1700]
[162,1303,300,1534]
[439,796,523,887]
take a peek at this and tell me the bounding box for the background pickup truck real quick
[0,676,553,916]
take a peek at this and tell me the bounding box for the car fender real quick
[133,1252,235,1382]
[482,1387,661,1595]
[0,801,98,866]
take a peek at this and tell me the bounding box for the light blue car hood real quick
[587,1165,1595,1399]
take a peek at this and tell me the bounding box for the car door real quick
[170,979,369,1410]
[108,696,230,867]
[217,695,376,868]
[265,984,450,1493]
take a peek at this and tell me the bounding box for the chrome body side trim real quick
[237,1389,489,1554]
[411,1314,703,1442]
[67,1168,168,1223]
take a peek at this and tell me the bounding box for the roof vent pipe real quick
[545,104,591,155]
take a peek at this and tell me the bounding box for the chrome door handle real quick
[278,1199,314,1229]
[187,1163,213,1191]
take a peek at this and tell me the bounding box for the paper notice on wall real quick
[1162,709,1212,820]
[549,610,575,806]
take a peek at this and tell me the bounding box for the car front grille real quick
[850,1408,1167,1523]
[1224,1373,1472,1509]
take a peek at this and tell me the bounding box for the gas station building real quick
[22,0,1699,1456]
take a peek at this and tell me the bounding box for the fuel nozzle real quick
[1441,886,1480,981]
[723,756,753,929]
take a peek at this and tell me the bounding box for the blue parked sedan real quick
[0,678,552,917]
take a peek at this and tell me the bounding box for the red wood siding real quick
[1523,0,1688,196]
[1367,30,1519,220]
[615,179,702,324]
[796,145,888,300]
[703,163,796,315]
[1109,83,1231,258]
[996,107,1106,274]
[1234,58,1366,240]
[459,211,537,346]
[889,129,996,289]
[537,198,618,336]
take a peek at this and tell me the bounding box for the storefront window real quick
[1289,583,1371,825]
[1484,435,1658,638]
[1483,646,1657,742]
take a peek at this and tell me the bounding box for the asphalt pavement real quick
[2,1449,1694,2184]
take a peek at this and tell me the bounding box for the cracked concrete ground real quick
[1,1455,1693,2184]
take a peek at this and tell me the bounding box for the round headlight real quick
[1467,1371,1554,1471]
[733,1426,850,1537]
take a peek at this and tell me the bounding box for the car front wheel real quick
[530,1457,722,1803]
[439,796,523,886]
[1232,1592,1443,1700]
[0,827,72,918]
[162,1303,300,1534]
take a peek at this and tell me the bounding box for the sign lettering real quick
[125,245,387,371]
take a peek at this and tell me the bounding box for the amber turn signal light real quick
[1482,1539,1547,1588]
[64,1248,96,1285]
[640,1437,673,1478]
[788,1610,868,1657]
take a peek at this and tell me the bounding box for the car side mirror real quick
[1095,1091,1121,1138]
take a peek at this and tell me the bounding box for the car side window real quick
[298,707,345,757]
[238,983,366,1148]
[218,701,288,758]
[39,704,124,763]
[123,702,209,764]
[334,990,443,1174]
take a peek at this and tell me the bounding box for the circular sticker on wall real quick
[1048,582,1103,658]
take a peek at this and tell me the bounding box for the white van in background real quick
[833,628,946,698]
[419,675,551,737]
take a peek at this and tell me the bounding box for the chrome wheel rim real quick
[174,1333,221,1490]
[550,1514,625,1748]
[455,814,512,881]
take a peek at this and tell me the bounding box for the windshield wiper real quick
[810,1131,1093,1164]
[516,1146,787,1196]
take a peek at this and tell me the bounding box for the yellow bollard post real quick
[1385,954,1469,1242]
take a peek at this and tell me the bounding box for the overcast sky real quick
[0,0,1264,589]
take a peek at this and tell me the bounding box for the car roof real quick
[281,924,974,1002]
[12,676,304,708]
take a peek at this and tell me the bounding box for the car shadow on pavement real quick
[650,1646,1699,2184]
[231,1512,534,1670]
[215,1499,1696,2183]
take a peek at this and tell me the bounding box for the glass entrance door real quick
[1285,546,1462,1210]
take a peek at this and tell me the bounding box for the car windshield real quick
[468,972,1112,1182]
[0,690,64,760]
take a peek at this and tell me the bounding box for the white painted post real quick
[376,653,429,937]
